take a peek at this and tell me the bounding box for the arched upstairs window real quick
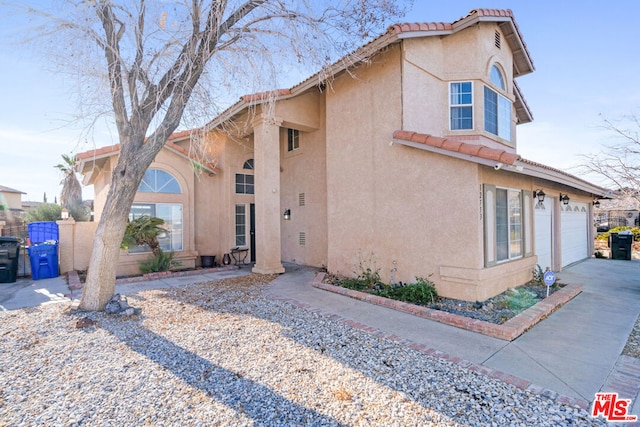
[138,169,182,193]
[243,159,254,170]
[490,65,506,91]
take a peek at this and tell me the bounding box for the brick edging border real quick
[65,265,240,295]
[311,272,582,341]
[264,288,590,410]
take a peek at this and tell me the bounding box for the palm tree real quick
[121,216,165,256]
[54,154,87,220]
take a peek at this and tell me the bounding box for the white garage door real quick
[534,198,553,271]
[561,202,588,267]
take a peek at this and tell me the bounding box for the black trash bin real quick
[0,236,21,283]
[609,232,633,260]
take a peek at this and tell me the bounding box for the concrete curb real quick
[312,272,582,341]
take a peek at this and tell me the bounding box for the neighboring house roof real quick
[391,130,608,197]
[208,8,534,129]
[76,137,220,176]
[0,185,26,194]
[21,201,42,209]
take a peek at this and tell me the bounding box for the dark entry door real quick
[250,203,256,262]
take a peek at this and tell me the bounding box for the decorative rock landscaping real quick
[0,274,606,426]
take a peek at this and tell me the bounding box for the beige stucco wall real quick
[321,32,544,302]
[403,22,518,152]
[277,93,328,268]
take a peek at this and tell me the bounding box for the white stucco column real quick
[252,115,285,274]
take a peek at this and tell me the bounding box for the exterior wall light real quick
[61,208,70,220]
[560,193,570,205]
[533,189,546,203]
[283,209,291,220]
[593,200,601,208]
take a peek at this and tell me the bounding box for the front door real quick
[250,203,256,262]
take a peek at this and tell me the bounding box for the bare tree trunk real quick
[79,139,153,311]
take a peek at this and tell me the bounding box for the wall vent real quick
[299,232,306,246]
[299,193,306,206]
[494,30,501,49]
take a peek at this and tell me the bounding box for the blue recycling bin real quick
[27,222,59,280]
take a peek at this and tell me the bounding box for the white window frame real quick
[449,81,473,130]
[128,203,184,253]
[484,86,511,141]
[235,204,247,247]
[496,188,522,262]
[287,128,300,152]
[483,185,532,267]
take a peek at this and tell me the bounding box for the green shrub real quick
[23,203,63,223]
[507,288,538,314]
[340,277,367,291]
[377,276,438,305]
[139,250,179,273]
[597,226,640,242]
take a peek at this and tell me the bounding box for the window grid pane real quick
[287,129,299,152]
[235,205,246,246]
[450,82,473,130]
[128,203,182,253]
[484,86,498,135]
[496,189,509,261]
[495,189,522,262]
[235,173,254,194]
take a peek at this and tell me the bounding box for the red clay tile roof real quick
[209,9,533,129]
[76,139,219,174]
[392,130,520,165]
[388,22,452,34]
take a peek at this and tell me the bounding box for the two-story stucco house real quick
[76,9,607,302]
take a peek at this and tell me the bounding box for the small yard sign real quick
[543,270,556,297]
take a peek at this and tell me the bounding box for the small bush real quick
[139,250,179,273]
[594,251,606,258]
[23,203,62,223]
[532,265,545,285]
[507,288,538,314]
[597,226,640,242]
[377,276,438,305]
[353,251,383,288]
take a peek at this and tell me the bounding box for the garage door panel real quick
[534,199,553,271]
[561,203,588,267]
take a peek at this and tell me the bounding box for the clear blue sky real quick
[0,1,638,202]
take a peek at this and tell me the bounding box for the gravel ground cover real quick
[1,275,607,426]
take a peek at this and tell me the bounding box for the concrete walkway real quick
[1,259,638,418]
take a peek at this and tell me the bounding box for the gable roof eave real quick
[451,9,534,77]
[206,31,400,130]
[514,80,533,124]
[392,130,608,197]
[75,140,220,182]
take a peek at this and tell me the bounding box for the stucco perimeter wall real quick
[278,93,328,267]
